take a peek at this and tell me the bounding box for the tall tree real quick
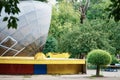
[87,0,109,20]
[49,1,80,40]
[79,0,90,24]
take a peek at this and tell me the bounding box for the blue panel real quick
[34,64,47,74]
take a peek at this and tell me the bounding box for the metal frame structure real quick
[0,36,25,56]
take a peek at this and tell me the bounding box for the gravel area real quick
[0,70,120,80]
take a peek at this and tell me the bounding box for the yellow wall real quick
[34,52,46,60]
[0,56,86,74]
[0,57,85,64]
[47,64,83,74]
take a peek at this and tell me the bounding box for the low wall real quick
[47,64,82,74]
[0,57,86,74]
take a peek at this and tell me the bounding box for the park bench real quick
[104,64,120,72]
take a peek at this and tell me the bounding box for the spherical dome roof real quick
[0,1,52,56]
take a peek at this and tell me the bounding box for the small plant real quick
[87,49,112,77]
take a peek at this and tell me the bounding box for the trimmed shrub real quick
[87,49,111,76]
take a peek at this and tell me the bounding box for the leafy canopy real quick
[106,0,120,22]
[87,49,111,76]
[87,49,112,65]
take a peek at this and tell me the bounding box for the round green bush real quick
[87,49,112,65]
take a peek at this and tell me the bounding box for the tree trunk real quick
[96,65,100,76]
[79,0,90,24]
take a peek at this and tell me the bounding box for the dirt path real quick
[0,70,120,80]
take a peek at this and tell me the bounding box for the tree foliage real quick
[106,21,120,55]
[111,55,119,64]
[42,35,58,54]
[87,0,109,20]
[0,0,20,29]
[106,0,120,22]
[49,1,80,40]
[49,1,120,58]
[35,0,47,2]
[58,19,119,58]
[87,49,111,76]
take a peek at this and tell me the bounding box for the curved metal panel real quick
[0,1,52,56]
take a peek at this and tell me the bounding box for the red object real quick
[0,64,33,74]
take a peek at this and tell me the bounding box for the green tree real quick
[87,0,110,20]
[59,19,116,58]
[49,0,120,57]
[42,35,58,54]
[87,49,111,76]
[49,1,80,40]
[108,21,120,55]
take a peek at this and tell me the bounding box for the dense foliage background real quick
[44,0,120,58]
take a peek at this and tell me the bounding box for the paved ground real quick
[0,70,120,80]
